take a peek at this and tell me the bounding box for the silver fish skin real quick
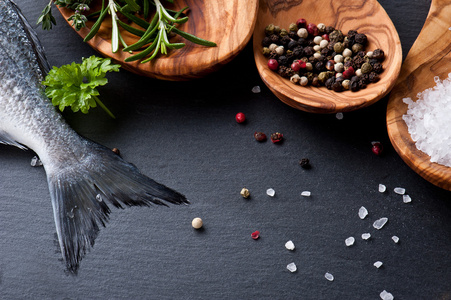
[0,0,188,273]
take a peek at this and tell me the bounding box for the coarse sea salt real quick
[392,235,400,243]
[345,237,355,246]
[325,272,334,281]
[266,188,275,197]
[378,184,386,193]
[374,261,383,268]
[285,240,295,251]
[403,73,451,167]
[301,191,311,197]
[30,156,43,167]
[394,187,405,195]
[380,290,394,300]
[287,262,297,272]
[358,206,368,219]
[373,217,388,230]
[403,194,412,203]
[362,233,371,240]
[335,112,344,120]
[252,86,261,93]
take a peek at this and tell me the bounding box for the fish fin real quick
[47,141,188,273]
[0,131,28,150]
[9,0,50,76]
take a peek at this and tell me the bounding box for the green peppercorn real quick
[289,23,298,32]
[333,42,344,53]
[361,62,372,74]
[274,25,281,34]
[344,56,352,63]
[265,24,275,36]
[318,71,330,84]
[280,29,288,37]
[352,43,363,53]
[329,30,344,43]
[262,47,271,56]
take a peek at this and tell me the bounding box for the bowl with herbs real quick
[252,0,402,113]
[43,0,258,81]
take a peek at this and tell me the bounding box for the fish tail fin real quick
[46,141,188,273]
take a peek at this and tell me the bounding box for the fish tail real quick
[46,140,188,273]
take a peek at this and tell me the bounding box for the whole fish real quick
[0,0,188,273]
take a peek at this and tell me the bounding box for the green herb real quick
[42,56,120,118]
[37,0,56,30]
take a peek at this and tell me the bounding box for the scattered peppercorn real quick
[299,158,311,169]
[251,230,260,240]
[192,217,203,229]
[112,148,121,156]
[372,141,384,156]
[262,20,385,92]
[254,131,267,142]
[235,112,246,123]
[270,132,284,143]
[240,188,250,199]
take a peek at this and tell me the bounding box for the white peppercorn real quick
[320,39,329,49]
[313,52,322,59]
[300,76,309,86]
[313,36,323,45]
[355,68,362,76]
[305,62,313,71]
[275,46,284,55]
[342,79,350,90]
[290,74,301,84]
[317,23,326,33]
[342,48,353,57]
[313,45,321,52]
[335,72,343,78]
[334,54,344,63]
[297,28,308,38]
[192,217,203,229]
[334,62,344,73]
[269,43,278,51]
[366,51,373,58]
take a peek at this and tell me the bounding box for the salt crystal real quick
[301,191,311,197]
[96,194,103,202]
[358,206,368,219]
[30,156,43,167]
[335,112,344,120]
[403,73,451,167]
[374,261,383,268]
[325,272,334,281]
[392,235,399,243]
[373,217,388,230]
[252,86,261,93]
[285,240,295,250]
[403,195,412,203]
[266,188,275,197]
[378,184,386,193]
[362,233,371,240]
[394,187,405,195]
[286,262,297,272]
[449,27,451,31]
[380,290,394,300]
[345,237,355,246]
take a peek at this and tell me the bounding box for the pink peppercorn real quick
[296,18,307,28]
[251,231,260,240]
[343,66,355,79]
[371,141,383,156]
[291,61,301,72]
[322,34,330,42]
[270,132,283,143]
[307,23,319,36]
[235,112,246,123]
[268,58,279,71]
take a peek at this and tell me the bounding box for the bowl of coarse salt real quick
[387,0,451,190]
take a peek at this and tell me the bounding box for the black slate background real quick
[1,0,450,299]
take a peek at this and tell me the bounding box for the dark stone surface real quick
[2,0,450,299]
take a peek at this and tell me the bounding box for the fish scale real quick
[0,0,188,273]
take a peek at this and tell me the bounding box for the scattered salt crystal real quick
[335,112,344,120]
[287,262,297,272]
[449,27,451,31]
[266,188,275,197]
[362,233,371,240]
[285,240,295,251]
[30,156,43,167]
[358,206,368,219]
[403,194,412,203]
[394,187,405,195]
[373,217,388,230]
[374,261,383,268]
[345,237,355,246]
[403,73,451,167]
[380,290,394,300]
[325,272,334,281]
[392,236,399,243]
[252,86,261,93]
[378,184,386,193]
[96,194,103,202]
[301,191,311,197]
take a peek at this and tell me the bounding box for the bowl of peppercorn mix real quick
[253,0,402,113]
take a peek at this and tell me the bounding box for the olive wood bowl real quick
[386,0,451,190]
[57,0,258,80]
[253,0,402,113]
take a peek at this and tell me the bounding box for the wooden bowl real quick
[57,0,258,80]
[387,0,451,190]
[253,0,402,113]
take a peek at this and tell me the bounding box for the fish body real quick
[0,0,188,272]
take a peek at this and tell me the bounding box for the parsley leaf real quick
[43,56,120,118]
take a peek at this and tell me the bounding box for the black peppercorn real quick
[315,61,325,72]
[321,47,330,56]
[288,39,298,50]
[347,30,358,39]
[325,77,336,89]
[299,158,311,169]
[288,31,298,40]
[278,66,292,78]
[311,76,320,86]
[278,55,289,66]
[372,49,385,60]
[332,80,343,92]
[297,37,307,46]
[350,80,360,92]
[360,73,370,83]
[355,33,367,45]
[372,62,383,73]
[269,34,280,44]
[303,46,314,57]
[280,35,291,47]
[292,46,304,58]
[369,72,380,83]
[269,51,279,59]
[262,36,272,47]
[325,26,335,34]
[358,79,367,89]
